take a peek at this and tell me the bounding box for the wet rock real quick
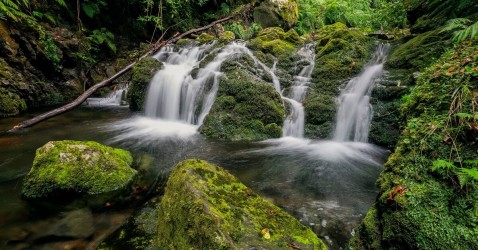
[127,57,162,111]
[200,65,284,141]
[22,140,137,199]
[156,159,326,249]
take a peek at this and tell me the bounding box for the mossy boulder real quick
[127,57,162,111]
[0,87,27,117]
[351,41,478,249]
[22,140,137,199]
[196,33,216,44]
[200,66,284,141]
[253,0,299,29]
[248,27,300,59]
[219,31,235,42]
[157,159,326,249]
[304,23,372,138]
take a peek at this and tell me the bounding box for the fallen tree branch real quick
[8,14,236,132]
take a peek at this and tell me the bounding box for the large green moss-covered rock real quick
[22,140,137,199]
[351,41,478,249]
[127,57,162,111]
[248,27,301,59]
[200,66,284,141]
[157,159,326,249]
[253,0,299,29]
[304,23,372,139]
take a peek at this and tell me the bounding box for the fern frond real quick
[432,159,456,171]
[464,159,478,166]
[453,21,478,42]
[460,168,478,181]
[54,0,66,8]
[441,18,471,33]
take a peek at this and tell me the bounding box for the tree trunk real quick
[8,14,236,133]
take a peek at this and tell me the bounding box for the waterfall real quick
[333,43,391,142]
[282,44,316,138]
[143,42,282,128]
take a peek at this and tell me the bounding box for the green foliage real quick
[0,0,29,21]
[88,28,116,53]
[295,0,407,33]
[224,20,261,40]
[39,33,60,66]
[81,0,106,18]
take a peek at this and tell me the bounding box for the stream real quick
[0,42,389,249]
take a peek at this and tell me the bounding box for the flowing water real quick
[334,43,391,142]
[0,42,390,249]
[282,44,316,138]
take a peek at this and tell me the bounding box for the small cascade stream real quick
[334,43,391,142]
[282,44,316,138]
[85,85,128,106]
[0,42,392,250]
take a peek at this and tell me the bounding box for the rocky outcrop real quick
[253,0,299,29]
[126,57,162,111]
[22,140,137,199]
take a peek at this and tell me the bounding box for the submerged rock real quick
[127,57,163,111]
[157,159,326,249]
[22,140,137,199]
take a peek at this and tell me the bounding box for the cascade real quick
[144,42,282,127]
[282,44,316,138]
[85,85,128,106]
[333,43,391,142]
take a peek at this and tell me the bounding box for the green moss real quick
[352,40,478,249]
[127,57,162,111]
[219,31,235,42]
[200,67,284,141]
[386,28,452,72]
[0,87,27,117]
[157,159,326,249]
[248,27,299,59]
[22,140,137,199]
[196,33,216,44]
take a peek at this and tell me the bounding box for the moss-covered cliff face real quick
[351,40,478,249]
[157,159,326,249]
[22,140,137,199]
[304,23,373,139]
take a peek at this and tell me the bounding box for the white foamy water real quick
[282,44,316,137]
[333,43,391,142]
